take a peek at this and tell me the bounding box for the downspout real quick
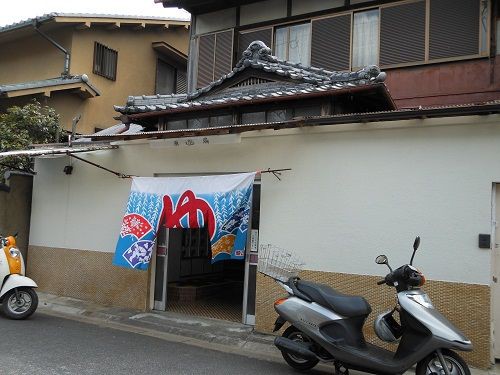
[32,20,70,77]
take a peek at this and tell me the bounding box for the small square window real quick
[93,42,118,81]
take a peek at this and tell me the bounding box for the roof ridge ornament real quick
[330,65,387,84]
[236,41,277,68]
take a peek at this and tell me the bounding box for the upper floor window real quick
[274,23,311,66]
[93,42,118,81]
[352,9,379,69]
[156,60,187,94]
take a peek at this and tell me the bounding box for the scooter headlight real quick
[5,247,22,274]
[9,247,21,258]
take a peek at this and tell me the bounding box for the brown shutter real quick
[176,70,187,94]
[238,28,273,60]
[197,34,215,88]
[311,15,351,71]
[380,1,426,66]
[429,0,480,60]
[214,30,233,80]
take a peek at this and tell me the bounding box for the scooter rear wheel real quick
[281,326,319,371]
[416,349,470,375]
[2,287,38,320]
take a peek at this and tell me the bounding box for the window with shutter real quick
[93,42,118,81]
[176,71,188,94]
[214,30,233,79]
[429,0,480,60]
[197,34,215,88]
[238,28,273,59]
[311,14,351,71]
[156,60,176,94]
[197,31,233,88]
[380,1,426,66]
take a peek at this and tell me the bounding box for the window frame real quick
[235,0,490,71]
[273,21,312,65]
[93,42,118,81]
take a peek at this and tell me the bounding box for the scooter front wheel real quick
[416,349,470,375]
[2,287,38,320]
[281,326,319,371]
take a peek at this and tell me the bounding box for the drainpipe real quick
[33,20,70,77]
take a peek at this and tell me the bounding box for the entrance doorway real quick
[156,227,244,322]
[152,180,261,325]
[493,184,500,359]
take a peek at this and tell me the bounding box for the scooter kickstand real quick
[334,361,349,375]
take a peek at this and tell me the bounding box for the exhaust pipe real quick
[274,337,317,361]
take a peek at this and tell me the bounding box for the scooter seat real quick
[296,280,371,318]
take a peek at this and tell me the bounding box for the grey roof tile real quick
[0,75,100,96]
[115,41,387,116]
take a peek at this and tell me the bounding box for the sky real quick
[0,0,190,27]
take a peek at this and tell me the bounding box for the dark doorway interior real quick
[163,227,244,322]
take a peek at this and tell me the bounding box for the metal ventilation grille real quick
[380,1,426,66]
[197,34,215,88]
[238,28,273,59]
[214,30,233,79]
[311,14,351,71]
[232,77,273,87]
[429,0,480,60]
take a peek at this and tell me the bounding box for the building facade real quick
[14,0,500,370]
[0,13,189,134]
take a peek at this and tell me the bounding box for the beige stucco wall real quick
[0,27,72,84]
[0,23,189,134]
[69,25,189,134]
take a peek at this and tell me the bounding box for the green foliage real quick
[0,100,60,178]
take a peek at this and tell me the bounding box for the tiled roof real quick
[0,75,101,96]
[0,13,189,33]
[115,41,387,115]
[75,123,144,143]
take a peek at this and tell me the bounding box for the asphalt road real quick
[0,312,330,375]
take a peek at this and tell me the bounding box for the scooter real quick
[0,233,38,319]
[270,237,472,375]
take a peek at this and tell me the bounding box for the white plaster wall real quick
[195,8,237,35]
[291,0,344,16]
[240,0,287,26]
[30,116,500,285]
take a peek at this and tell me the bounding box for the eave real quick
[87,101,500,142]
[0,78,101,99]
[155,0,264,13]
[152,42,188,67]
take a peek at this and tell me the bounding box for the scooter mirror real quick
[413,236,420,251]
[375,255,388,265]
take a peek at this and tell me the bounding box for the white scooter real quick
[0,233,38,319]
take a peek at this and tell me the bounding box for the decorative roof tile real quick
[115,41,387,116]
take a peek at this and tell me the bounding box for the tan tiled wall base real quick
[27,246,149,310]
[255,271,490,369]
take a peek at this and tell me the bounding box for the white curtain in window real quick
[274,27,288,61]
[288,23,311,66]
[352,9,379,68]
